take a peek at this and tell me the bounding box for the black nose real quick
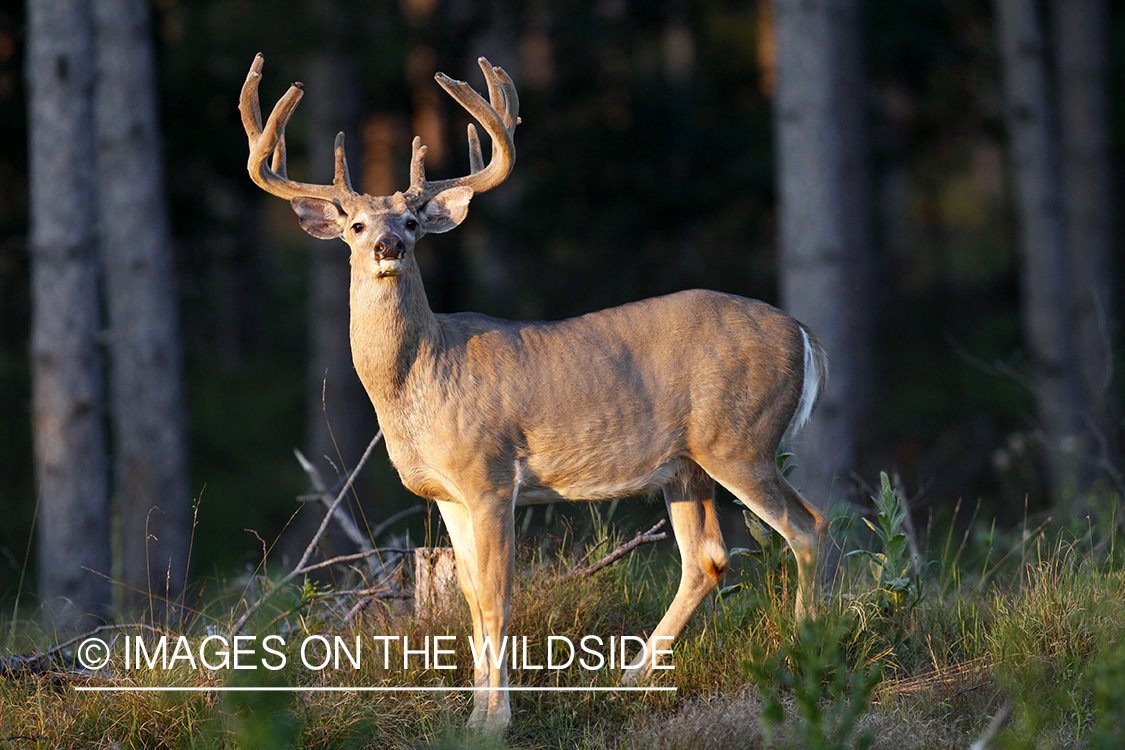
[373,235,404,260]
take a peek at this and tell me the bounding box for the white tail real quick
[241,54,828,732]
[784,327,829,445]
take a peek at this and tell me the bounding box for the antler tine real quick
[479,59,508,126]
[482,59,520,131]
[467,124,484,174]
[434,67,508,142]
[270,133,287,177]
[240,53,265,139]
[333,132,354,193]
[409,136,428,189]
[239,54,356,203]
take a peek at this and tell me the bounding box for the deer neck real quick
[348,256,441,409]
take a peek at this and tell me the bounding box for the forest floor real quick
[2,478,1124,749]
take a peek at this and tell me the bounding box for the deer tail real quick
[783,326,829,445]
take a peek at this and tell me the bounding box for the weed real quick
[1084,634,1125,748]
[846,473,924,614]
[748,618,880,750]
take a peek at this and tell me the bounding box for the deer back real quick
[357,289,807,504]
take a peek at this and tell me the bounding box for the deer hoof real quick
[467,706,510,734]
[622,667,647,688]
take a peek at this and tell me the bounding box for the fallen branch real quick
[232,431,383,634]
[557,519,668,582]
[330,587,414,599]
[294,447,375,554]
[341,588,414,626]
[0,622,164,676]
[296,548,414,576]
[574,535,611,568]
[294,442,422,589]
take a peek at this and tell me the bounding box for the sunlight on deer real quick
[240,53,828,732]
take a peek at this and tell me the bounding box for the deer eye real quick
[351,222,365,234]
[404,219,418,231]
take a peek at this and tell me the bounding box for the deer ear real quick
[291,197,347,240]
[419,187,474,234]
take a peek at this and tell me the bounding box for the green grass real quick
[2,493,1124,749]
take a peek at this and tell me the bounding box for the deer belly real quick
[516,456,688,504]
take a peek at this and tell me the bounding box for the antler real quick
[406,57,520,203]
[240,54,517,206]
[240,53,357,203]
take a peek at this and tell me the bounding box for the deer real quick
[240,53,828,731]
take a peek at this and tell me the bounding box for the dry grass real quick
[622,687,768,750]
[2,512,1124,748]
[619,683,990,750]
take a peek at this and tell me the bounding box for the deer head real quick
[239,53,519,278]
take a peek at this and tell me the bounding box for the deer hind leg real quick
[623,461,728,686]
[696,457,826,619]
[434,497,515,732]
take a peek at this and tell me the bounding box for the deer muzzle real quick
[373,235,405,261]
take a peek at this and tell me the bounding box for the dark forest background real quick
[1,0,1122,622]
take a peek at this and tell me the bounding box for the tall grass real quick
[2,491,1123,749]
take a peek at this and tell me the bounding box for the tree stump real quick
[413,547,457,617]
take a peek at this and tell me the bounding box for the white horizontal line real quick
[73,686,676,693]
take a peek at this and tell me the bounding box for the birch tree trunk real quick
[93,0,189,616]
[1052,0,1119,494]
[26,0,112,628]
[994,0,1086,506]
[772,0,871,508]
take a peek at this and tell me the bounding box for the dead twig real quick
[232,431,383,634]
[297,549,399,576]
[950,679,993,701]
[294,442,422,590]
[368,505,426,542]
[294,447,374,554]
[342,588,414,626]
[556,519,668,582]
[330,587,414,599]
[575,535,611,568]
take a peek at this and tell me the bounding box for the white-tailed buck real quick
[241,53,828,731]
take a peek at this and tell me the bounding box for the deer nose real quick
[373,235,404,260]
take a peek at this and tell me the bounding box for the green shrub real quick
[748,618,880,750]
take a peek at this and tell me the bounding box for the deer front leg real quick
[470,494,515,730]
[435,495,515,732]
[624,463,727,686]
[433,501,487,725]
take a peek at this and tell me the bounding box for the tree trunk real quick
[26,0,112,628]
[771,0,870,508]
[835,0,877,453]
[1052,0,1119,495]
[93,0,190,617]
[994,0,1086,506]
[301,52,371,555]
